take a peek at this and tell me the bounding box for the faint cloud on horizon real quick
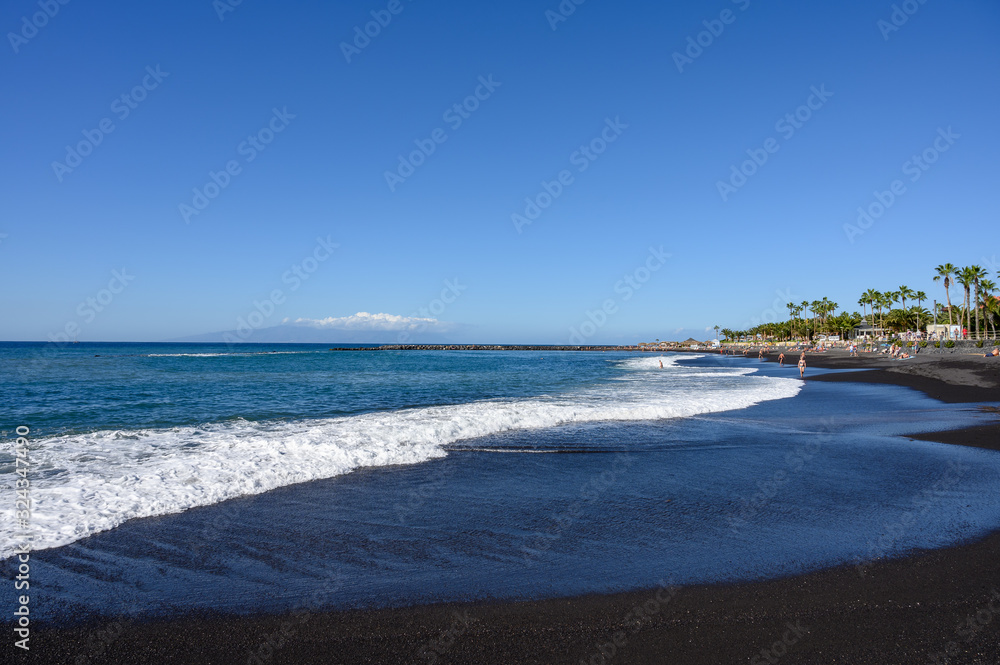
[288,312,456,332]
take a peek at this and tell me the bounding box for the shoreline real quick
[28,352,1000,664]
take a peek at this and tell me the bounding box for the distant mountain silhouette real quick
[169,322,470,344]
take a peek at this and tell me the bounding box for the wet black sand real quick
[32,531,1000,664]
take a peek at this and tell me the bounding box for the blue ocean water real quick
[2,343,999,622]
[2,342,609,434]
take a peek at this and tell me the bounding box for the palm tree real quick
[857,296,868,326]
[969,265,988,340]
[810,300,823,338]
[988,298,1000,340]
[933,263,957,337]
[800,300,810,338]
[914,290,927,332]
[862,289,880,328]
[979,279,997,339]
[897,285,914,330]
[897,286,913,311]
[866,291,877,329]
[817,298,830,330]
[956,267,976,338]
[869,290,885,331]
[881,292,894,332]
[786,303,796,339]
[814,299,836,333]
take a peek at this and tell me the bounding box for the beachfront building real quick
[849,324,888,340]
[926,324,962,340]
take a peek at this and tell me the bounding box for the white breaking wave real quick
[145,353,233,357]
[615,355,755,377]
[618,355,705,367]
[0,357,801,558]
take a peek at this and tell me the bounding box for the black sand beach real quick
[25,352,1000,664]
[779,349,1000,405]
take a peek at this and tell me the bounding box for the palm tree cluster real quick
[718,264,999,343]
[933,263,999,340]
[856,286,930,334]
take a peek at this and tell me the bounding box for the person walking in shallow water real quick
[798,356,806,379]
[778,352,785,367]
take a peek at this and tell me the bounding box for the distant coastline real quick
[328,343,718,351]
[328,344,641,351]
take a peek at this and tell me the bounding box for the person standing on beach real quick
[798,356,806,378]
[778,352,785,366]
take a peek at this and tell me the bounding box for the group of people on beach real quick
[883,343,913,359]
[721,345,775,358]
[759,349,806,379]
[777,351,807,378]
[721,345,810,377]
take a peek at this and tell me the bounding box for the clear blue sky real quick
[2,0,998,343]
